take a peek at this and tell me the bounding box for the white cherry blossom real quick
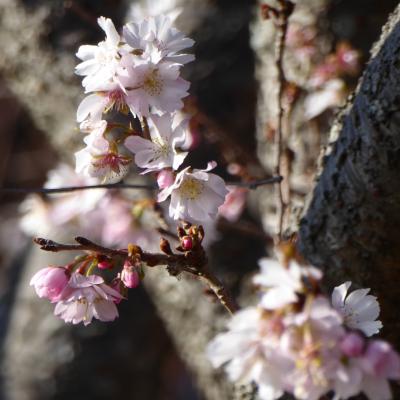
[76,17,124,92]
[123,14,194,64]
[121,60,190,117]
[157,161,228,222]
[332,281,382,337]
[207,307,289,400]
[124,113,188,172]
[254,258,321,310]
[75,120,131,183]
[55,273,122,325]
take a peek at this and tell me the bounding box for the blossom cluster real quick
[207,251,399,400]
[29,238,148,325]
[74,15,228,223]
[29,221,204,325]
[29,258,141,325]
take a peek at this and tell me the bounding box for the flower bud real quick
[98,260,112,270]
[121,260,140,289]
[340,332,365,357]
[182,236,193,251]
[157,170,175,189]
[30,266,70,302]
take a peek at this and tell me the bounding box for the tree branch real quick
[0,176,283,195]
[33,236,239,315]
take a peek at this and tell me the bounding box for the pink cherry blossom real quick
[281,297,345,400]
[54,273,122,325]
[124,113,188,172]
[30,266,70,302]
[157,161,228,222]
[218,186,248,222]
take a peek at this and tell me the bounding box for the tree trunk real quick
[299,2,400,350]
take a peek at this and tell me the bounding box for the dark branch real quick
[1,176,283,195]
[33,236,239,314]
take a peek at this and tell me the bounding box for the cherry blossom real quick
[254,258,321,310]
[76,86,130,123]
[281,297,345,400]
[359,340,400,400]
[76,17,124,92]
[157,161,228,222]
[207,307,288,400]
[120,60,190,117]
[123,14,195,64]
[54,273,122,325]
[332,281,383,337]
[75,122,132,184]
[124,113,188,172]
[218,186,248,222]
[30,266,70,302]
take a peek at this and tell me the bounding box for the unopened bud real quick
[340,332,365,357]
[97,260,112,270]
[121,260,140,289]
[157,170,175,189]
[182,236,193,251]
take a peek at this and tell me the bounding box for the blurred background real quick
[0,0,398,399]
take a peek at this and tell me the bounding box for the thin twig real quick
[196,266,240,314]
[0,176,283,195]
[0,182,157,194]
[273,0,293,239]
[34,236,239,315]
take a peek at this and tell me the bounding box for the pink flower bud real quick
[121,261,140,289]
[182,236,193,251]
[98,260,112,270]
[340,332,365,357]
[30,266,70,302]
[157,170,175,189]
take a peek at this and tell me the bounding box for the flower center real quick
[143,69,163,96]
[179,178,204,200]
[152,137,170,157]
[107,90,128,114]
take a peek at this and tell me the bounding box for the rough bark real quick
[299,3,400,349]
[0,0,79,151]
